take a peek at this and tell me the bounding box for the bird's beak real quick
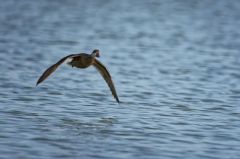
[96,52,100,58]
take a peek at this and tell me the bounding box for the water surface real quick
[0,0,240,159]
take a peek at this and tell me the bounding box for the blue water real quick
[0,0,240,158]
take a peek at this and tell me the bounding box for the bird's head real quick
[91,49,100,58]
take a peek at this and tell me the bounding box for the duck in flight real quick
[36,49,120,103]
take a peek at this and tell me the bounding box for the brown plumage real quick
[36,49,120,103]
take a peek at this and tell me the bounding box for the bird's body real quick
[36,49,120,103]
[67,53,93,68]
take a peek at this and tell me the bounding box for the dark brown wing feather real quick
[93,59,120,103]
[36,54,76,86]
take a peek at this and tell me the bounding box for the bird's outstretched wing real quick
[36,54,76,86]
[93,59,120,103]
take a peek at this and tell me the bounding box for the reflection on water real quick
[0,0,240,158]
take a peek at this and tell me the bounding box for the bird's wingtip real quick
[36,81,40,87]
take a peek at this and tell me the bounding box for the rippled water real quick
[0,0,240,158]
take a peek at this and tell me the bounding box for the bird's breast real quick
[68,56,93,68]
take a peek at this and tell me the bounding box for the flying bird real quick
[36,49,120,103]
